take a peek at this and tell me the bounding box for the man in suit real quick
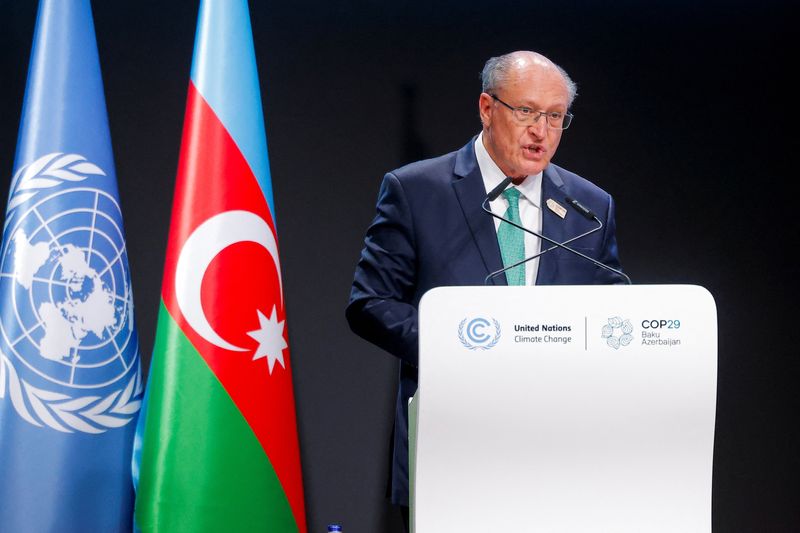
[346,50,623,527]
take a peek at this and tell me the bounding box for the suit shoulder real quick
[386,149,460,188]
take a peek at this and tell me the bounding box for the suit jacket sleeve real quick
[595,195,625,284]
[594,193,624,285]
[346,172,420,367]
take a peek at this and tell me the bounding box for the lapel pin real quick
[546,198,567,219]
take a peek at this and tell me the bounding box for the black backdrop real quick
[1,1,798,531]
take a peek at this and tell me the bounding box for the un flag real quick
[0,1,142,531]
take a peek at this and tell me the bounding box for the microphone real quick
[565,196,596,220]
[486,176,513,202]
[481,185,631,284]
[483,199,603,284]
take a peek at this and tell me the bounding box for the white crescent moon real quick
[174,210,282,352]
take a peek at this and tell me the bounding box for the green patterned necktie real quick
[497,187,526,285]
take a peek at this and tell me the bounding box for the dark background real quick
[1,1,798,531]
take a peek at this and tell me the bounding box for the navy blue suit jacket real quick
[346,138,622,506]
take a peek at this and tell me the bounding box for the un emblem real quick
[0,153,141,433]
[458,317,501,350]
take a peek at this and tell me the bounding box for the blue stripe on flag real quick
[190,0,276,219]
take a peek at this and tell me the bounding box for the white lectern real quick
[411,285,717,532]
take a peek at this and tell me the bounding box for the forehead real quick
[501,64,569,108]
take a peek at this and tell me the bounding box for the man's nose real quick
[527,117,547,137]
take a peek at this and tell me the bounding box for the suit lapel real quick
[536,165,567,285]
[451,140,506,285]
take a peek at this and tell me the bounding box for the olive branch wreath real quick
[7,152,105,213]
[0,351,142,433]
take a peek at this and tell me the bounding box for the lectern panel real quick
[413,285,716,532]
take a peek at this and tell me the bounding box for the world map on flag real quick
[12,229,117,362]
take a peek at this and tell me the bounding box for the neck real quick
[480,131,527,185]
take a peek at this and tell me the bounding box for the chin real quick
[520,164,546,176]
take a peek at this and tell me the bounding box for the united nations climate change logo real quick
[0,153,141,433]
[601,316,633,349]
[458,317,501,350]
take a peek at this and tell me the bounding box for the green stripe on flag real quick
[135,302,297,532]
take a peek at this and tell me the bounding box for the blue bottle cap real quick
[327,525,342,532]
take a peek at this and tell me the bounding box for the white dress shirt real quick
[474,131,542,285]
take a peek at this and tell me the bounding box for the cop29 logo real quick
[458,317,501,350]
[601,316,633,350]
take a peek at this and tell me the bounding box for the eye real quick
[548,112,563,120]
[517,107,534,116]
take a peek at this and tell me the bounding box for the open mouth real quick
[524,145,544,156]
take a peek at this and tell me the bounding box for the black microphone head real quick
[565,196,597,221]
[486,177,513,202]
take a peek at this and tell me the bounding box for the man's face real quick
[479,61,569,178]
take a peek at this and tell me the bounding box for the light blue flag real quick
[0,1,142,531]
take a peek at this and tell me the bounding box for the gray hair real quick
[481,51,578,108]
